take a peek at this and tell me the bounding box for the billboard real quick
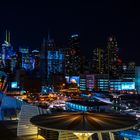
[121,82,135,90]
[65,76,80,86]
[11,82,18,89]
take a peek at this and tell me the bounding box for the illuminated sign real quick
[65,76,80,86]
[11,82,18,89]
[121,82,135,90]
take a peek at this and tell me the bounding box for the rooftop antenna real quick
[5,30,8,42]
[8,31,10,43]
[5,30,10,43]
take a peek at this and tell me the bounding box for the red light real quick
[118,59,122,64]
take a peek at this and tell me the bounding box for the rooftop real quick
[66,100,109,107]
[30,112,138,133]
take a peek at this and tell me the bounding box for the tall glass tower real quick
[40,33,64,85]
[1,30,13,66]
[65,34,81,76]
[105,36,121,78]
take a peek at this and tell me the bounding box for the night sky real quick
[0,0,140,64]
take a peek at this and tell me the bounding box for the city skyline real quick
[1,1,140,140]
[0,0,140,64]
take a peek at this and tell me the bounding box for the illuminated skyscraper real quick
[105,36,121,78]
[31,50,40,70]
[65,34,81,75]
[122,62,135,79]
[15,47,34,71]
[92,48,105,74]
[1,30,14,66]
[1,30,16,73]
[40,33,64,85]
[40,38,47,84]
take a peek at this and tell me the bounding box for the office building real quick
[79,75,86,91]
[40,33,65,85]
[105,36,121,78]
[92,48,105,74]
[31,50,40,70]
[18,47,34,70]
[65,34,81,75]
[94,74,109,91]
[109,79,122,91]
[122,62,135,79]
[86,75,95,91]
[66,100,111,112]
[1,31,13,65]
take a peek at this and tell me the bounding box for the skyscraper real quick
[65,34,81,75]
[1,31,14,66]
[1,30,15,72]
[18,47,34,70]
[92,48,105,74]
[31,50,40,71]
[40,33,64,85]
[122,62,135,79]
[105,36,121,78]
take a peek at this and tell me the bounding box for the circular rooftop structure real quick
[30,112,138,133]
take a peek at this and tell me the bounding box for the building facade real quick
[65,34,81,76]
[93,48,105,74]
[40,34,65,85]
[105,36,121,78]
